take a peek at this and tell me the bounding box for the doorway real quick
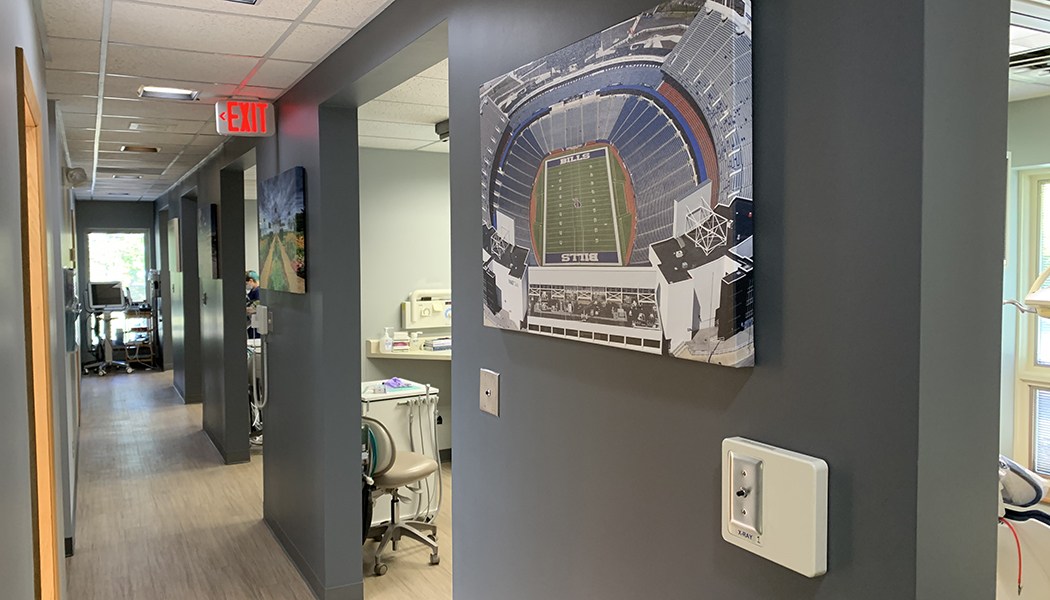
[358,51,452,599]
[17,46,61,600]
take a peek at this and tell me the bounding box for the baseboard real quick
[440,448,452,463]
[264,518,364,600]
[64,537,74,557]
[203,428,250,465]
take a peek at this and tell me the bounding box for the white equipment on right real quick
[998,455,1050,598]
[401,289,452,330]
[361,379,442,525]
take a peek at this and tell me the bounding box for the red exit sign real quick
[216,100,274,137]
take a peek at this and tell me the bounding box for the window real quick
[87,231,147,302]
[1038,180,1050,365]
[1034,388,1050,475]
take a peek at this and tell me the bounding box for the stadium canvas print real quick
[481,1,754,367]
[259,166,307,294]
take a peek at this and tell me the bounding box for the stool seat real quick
[373,451,438,489]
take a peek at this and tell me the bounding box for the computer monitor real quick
[89,281,126,311]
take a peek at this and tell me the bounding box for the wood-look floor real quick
[68,370,452,600]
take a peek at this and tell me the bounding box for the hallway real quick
[68,371,313,600]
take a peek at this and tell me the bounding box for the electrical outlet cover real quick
[479,369,499,417]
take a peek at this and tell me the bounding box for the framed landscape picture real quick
[258,166,307,294]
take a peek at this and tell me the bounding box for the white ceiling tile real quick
[48,38,102,72]
[1010,78,1050,102]
[58,115,99,134]
[237,85,285,101]
[65,128,97,141]
[98,116,208,134]
[106,44,257,85]
[43,0,104,40]
[358,119,439,142]
[50,93,99,114]
[98,130,198,146]
[358,136,428,151]
[110,2,290,57]
[247,59,312,88]
[101,96,216,121]
[304,0,393,28]
[122,0,315,20]
[271,23,352,63]
[376,75,448,107]
[46,70,99,96]
[417,59,448,81]
[358,99,447,125]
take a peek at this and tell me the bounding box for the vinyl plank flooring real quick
[67,372,314,600]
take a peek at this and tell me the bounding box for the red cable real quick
[1000,517,1023,596]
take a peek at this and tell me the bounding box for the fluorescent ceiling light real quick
[112,175,142,179]
[120,145,160,153]
[225,0,258,4]
[138,85,200,101]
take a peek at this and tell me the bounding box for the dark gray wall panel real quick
[915,0,1007,597]
[227,0,1006,598]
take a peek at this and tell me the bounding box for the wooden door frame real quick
[17,46,60,600]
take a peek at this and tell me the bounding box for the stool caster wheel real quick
[429,554,440,566]
[373,562,388,576]
[98,368,106,377]
[126,366,134,374]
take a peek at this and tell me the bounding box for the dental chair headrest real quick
[1000,455,1046,508]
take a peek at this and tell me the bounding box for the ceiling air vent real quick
[120,145,160,153]
[1011,46,1050,74]
[97,166,167,176]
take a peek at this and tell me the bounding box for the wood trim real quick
[16,46,61,600]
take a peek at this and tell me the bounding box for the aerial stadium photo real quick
[481,0,755,367]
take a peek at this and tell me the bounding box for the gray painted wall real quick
[155,140,255,460]
[209,0,1006,598]
[166,195,203,402]
[1009,94,1050,169]
[0,1,64,596]
[360,148,452,450]
[245,197,260,275]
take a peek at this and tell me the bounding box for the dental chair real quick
[362,416,440,576]
[998,456,1050,598]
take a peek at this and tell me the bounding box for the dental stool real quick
[363,416,440,576]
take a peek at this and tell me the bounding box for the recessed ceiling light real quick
[129,122,175,132]
[137,85,200,101]
[120,145,160,153]
[225,0,258,4]
[112,175,143,179]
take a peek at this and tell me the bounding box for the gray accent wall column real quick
[199,169,251,464]
[916,0,1008,597]
[171,195,202,403]
[257,103,364,600]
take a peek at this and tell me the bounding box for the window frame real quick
[1013,170,1050,472]
[84,227,152,304]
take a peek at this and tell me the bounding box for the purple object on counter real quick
[384,377,410,388]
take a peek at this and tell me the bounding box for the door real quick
[17,47,60,600]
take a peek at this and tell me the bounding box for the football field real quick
[532,146,633,265]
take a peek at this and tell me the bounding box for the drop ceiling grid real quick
[43,0,399,200]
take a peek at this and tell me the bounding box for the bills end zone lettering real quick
[545,148,607,169]
[547,251,621,264]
